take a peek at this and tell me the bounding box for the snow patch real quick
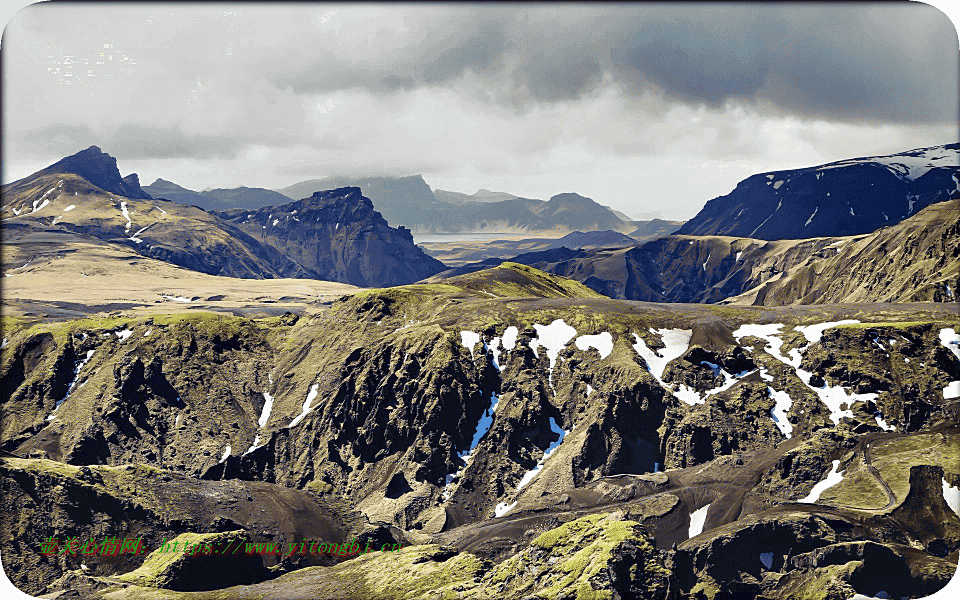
[773,180,784,190]
[939,328,960,361]
[31,199,50,213]
[51,349,95,413]
[944,381,960,400]
[119,202,131,232]
[501,326,519,350]
[531,319,578,388]
[244,435,262,455]
[288,384,319,428]
[115,329,133,342]
[804,207,818,226]
[258,392,274,427]
[155,206,167,214]
[494,501,517,518]
[63,205,76,212]
[513,417,569,493]
[574,332,613,359]
[219,445,232,463]
[943,478,960,515]
[735,321,874,425]
[798,460,844,503]
[795,320,860,343]
[768,387,793,438]
[632,329,691,380]
[161,295,194,303]
[443,392,501,501]
[460,331,481,359]
[586,384,594,397]
[688,504,710,538]
[874,415,895,431]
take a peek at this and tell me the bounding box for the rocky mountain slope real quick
[143,179,294,212]
[275,175,635,235]
[677,143,959,240]
[434,198,960,305]
[2,264,959,598]
[212,188,445,287]
[1,150,445,287]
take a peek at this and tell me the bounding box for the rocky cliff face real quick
[213,187,445,287]
[3,265,959,598]
[677,143,959,240]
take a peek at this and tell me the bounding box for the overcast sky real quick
[2,2,957,220]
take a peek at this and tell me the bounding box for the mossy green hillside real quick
[870,433,960,504]
[482,512,670,600]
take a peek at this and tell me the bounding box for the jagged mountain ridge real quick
[432,198,960,305]
[5,145,153,200]
[678,143,959,240]
[1,149,446,287]
[2,264,959,598]
[212,188,445,287]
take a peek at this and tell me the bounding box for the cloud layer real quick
[3,3,957,218]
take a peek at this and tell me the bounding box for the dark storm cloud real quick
[266,7,513,94]
[260,3,956,124]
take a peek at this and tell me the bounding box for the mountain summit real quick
[37,145,152,199]
[678,143,959,240]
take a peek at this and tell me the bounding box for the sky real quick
[2,2,958,221]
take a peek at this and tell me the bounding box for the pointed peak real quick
[44,146,151,199]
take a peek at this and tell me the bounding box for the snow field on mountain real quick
[798,460,844,503]
[632,328,757,406]
[734,321,893,427]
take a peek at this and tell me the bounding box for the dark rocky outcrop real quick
[213,187,445,287]
[30,146,152,199]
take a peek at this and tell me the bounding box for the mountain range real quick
[275,175,639,235]
[142,179,293,212]
[2,142,960,600]
[1,147,443,287]
[434,197,959,305]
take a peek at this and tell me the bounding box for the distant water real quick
[413,232,535,243]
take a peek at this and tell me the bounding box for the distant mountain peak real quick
[42,146,151,199]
